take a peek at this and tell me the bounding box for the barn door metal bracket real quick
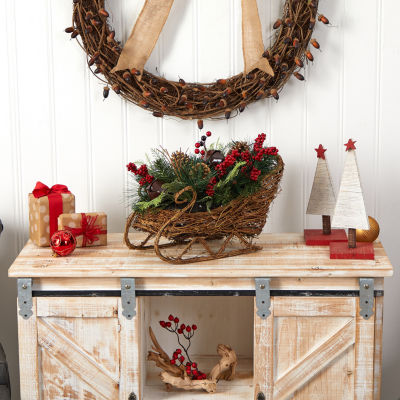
[121,278,136,320]
[255,278,271,319]
[17,278,33,320]
[359,278,374,320]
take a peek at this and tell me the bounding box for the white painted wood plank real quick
[254,298,273,399]
[87,1,126,230]
[17,298,39,399]
[158,0,196,151]
[49,0,91,213]
[119,297,142,400]
[37,297,118,318]
[341,0,380,216]
[13,0,54,238]
[355,298,375,399]
[376,1,400,396]
[196,0,233,143]
[304,0,344,229]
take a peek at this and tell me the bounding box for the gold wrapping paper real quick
[28,193,75,247]
[58,212,107,247]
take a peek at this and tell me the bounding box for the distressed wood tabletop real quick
[8,233,393,278]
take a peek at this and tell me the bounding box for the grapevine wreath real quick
[68,0,329,121]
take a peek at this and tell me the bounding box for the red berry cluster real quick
[194,131,212,155]
[254,133,267,152]
[206,176,218,196]
[215,152,238,177]
[185,362,207,380]
[213,133,278,182]
[126,162,154,186]
[159,315,205,380]
[250,167,261,181]
[240,151,251,162]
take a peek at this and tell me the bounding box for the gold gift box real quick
[58,212,107,247]
[28,193,75,247]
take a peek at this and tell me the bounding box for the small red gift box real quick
[58,212,107,247]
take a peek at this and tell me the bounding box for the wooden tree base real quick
[330,242,375,260]
[304,229,347,246]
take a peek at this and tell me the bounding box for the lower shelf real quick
[144,356,253,399]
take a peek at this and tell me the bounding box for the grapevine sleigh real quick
[124,133,284,263]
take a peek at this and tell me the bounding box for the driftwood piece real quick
[148,327,183,377]
[209,344,238,381]
[161,372,217,393]
[147,327,237,393]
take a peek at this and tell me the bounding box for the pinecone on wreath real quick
[191,162,211,178]
[170,151,189,172]
[229,141,250,154]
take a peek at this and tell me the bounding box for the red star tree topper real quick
[345,139,357,151]
[315,144,327,159]
[305,144,347,245]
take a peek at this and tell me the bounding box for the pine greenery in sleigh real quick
[124,132,284,263]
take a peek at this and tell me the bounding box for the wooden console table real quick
[8,233,393,400]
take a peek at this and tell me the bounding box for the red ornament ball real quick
[50,230,76,256]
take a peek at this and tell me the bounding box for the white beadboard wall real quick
[0,0,399,398]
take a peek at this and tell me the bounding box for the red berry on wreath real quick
[176,349,182,354]
[192,324,197,331]
[192,362,197,368]
[179,356,185,362]
[186,326,191,332]
[174,317,179,323]
[166,322,172,327]
[168,314,174,321]
[160,321,166,327]
[195,142,201,148]
[170,359,176,365]
[200,150,205,156]
[178,329,183,334]
[194,149,200,154]
[180,324,186,329]
[206,131,212,137]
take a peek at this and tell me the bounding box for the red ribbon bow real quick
[65,213,107,247]
[32,181,71,198]
[32,181,71,238]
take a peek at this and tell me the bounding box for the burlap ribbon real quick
[113,0,273,78]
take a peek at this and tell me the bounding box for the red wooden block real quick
[304,229,348,246]
[330,242,375,260]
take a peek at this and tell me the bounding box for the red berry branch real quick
[126,162,154,186]
[194,131,212,155]
[159,315,207,380]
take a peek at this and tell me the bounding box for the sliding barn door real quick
[17,297,141,400]
[254,296,376,400]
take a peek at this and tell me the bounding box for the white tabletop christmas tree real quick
[304,144,347,245]
[330,139,374,259]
